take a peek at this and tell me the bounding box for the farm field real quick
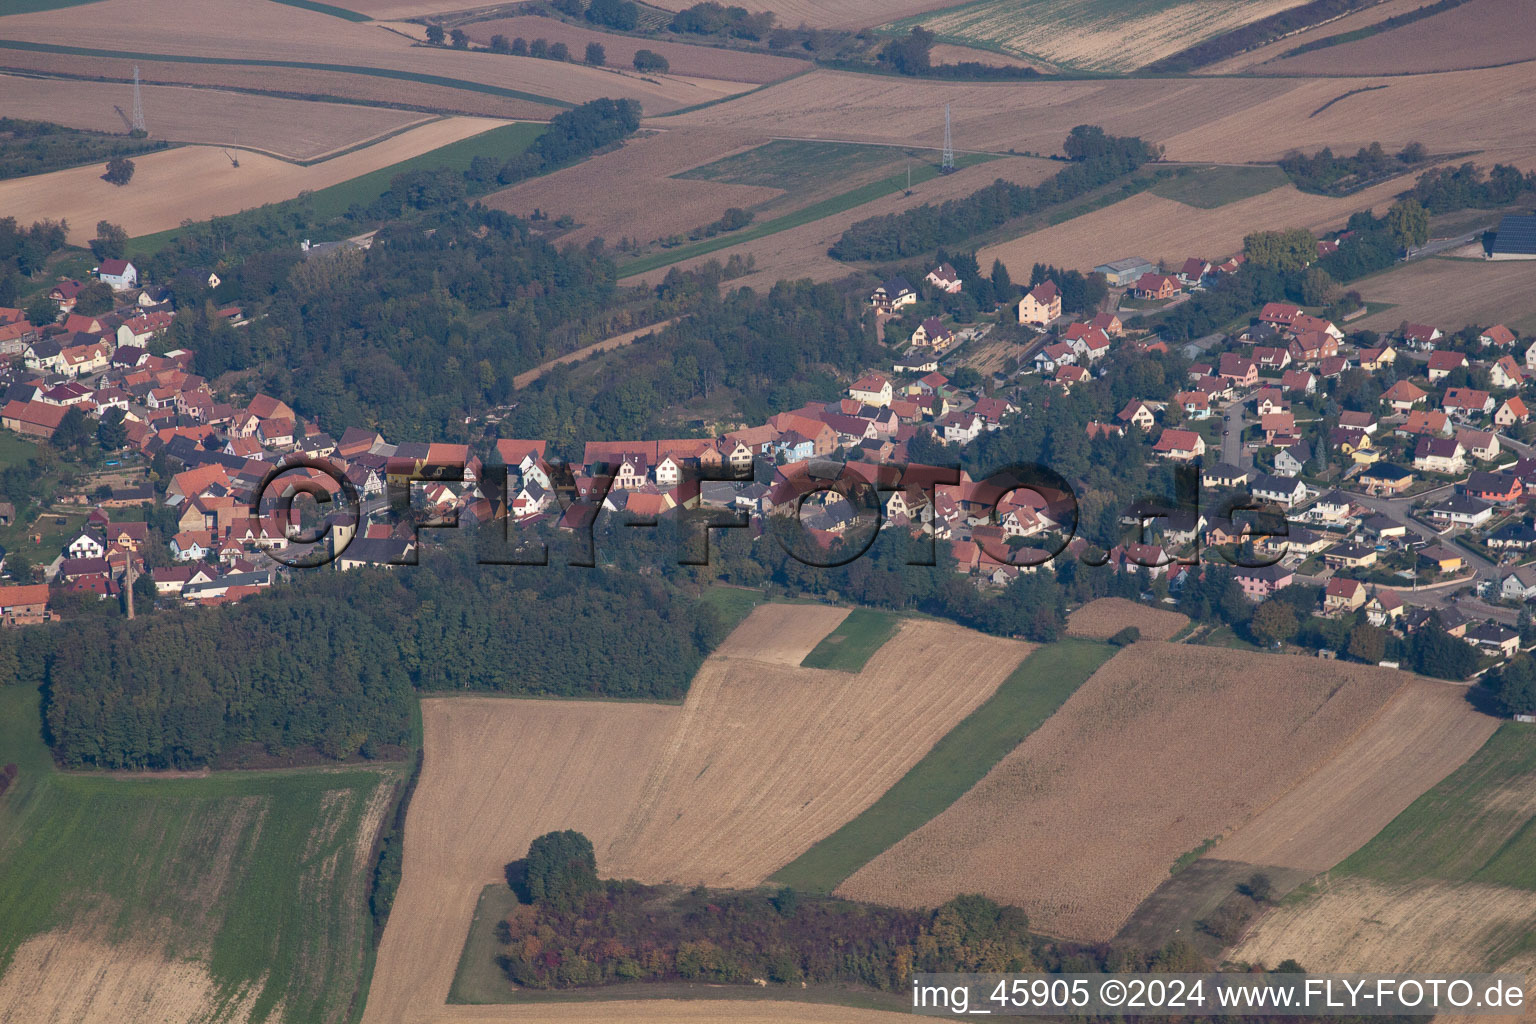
[1199,0,1430,72]
[836,642,1408,940]
[1066,597,1189,640]
[1148,163,1291,209]
[929,41,1041,68]
[772,638,1112,894]
[798,607,902,670]
[637,0,957,29]
[882,0,1312,71]
[361,697,682,1024]
[459,16,808,83]
[0,685,397,1024]
[1262,0,1536,75]
[0,0,751,115]
[1234,723,1536,972]
[0,73,431,160]
[603,607,1032,887]
[483,127,780,249]
[1211,681,1499,872]
[0,50,562,119]
[624,152,1056,288]
[427,1000,907,1022]
[663,64,1536,167]
[1351,257,1536,336]
[0,116,507,244]
[979,173,1426,276]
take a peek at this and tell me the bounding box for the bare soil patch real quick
[836,643,1406,940]
[1213,681,1498,871]
[1066,598,1189,641]
[0,116,506,243]
[0,73,428,161]
[1232,877,1536,971]
[1352,257,1536,336]
[605,614,1032,888]
[485,127,780,248]
[1263,0,1536,75]
[361,697,680,1024]
[461,15,806,83]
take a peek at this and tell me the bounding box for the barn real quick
[1490,214,1536,260]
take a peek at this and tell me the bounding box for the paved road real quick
[1221,402,1249,469]
[1405,232,1480,261]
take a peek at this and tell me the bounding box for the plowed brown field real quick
[1213,681,1497,870]
[0,74,428,160]
[1263,0,1536,75]
[461,16,807,83]
[604,614,1032,887]
[979,174,1427,275]
[1066,598,1189,641]
[0,117,507,243]
[623,153,1057,287]
[485,128,781,248]
[836,643,1406,940]
[0,0,749,115]
[1351,257,1536,335]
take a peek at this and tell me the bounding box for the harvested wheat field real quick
[0,0,748,115]
[361,697,681,1024]
[1352,258,1536,335]
[980,174,1429,276]
[661,69,1307,157]
[638,0,956,29]
[1233,878,1536,972]
[0,74,429,161]
[426,1002,905,1022]
[486,128,781,247]
[1212,681,1497,871]
[461,16,807,83]
[887,0,1309,72]
[929,42,1043,69]
[711,601,849,664]
[625,153,1057,288]
[605,612,1033,887]
[0,116,505,243]
[1066,598,1189,641]
[1199,0,1431,73]
[1264,0,1536,75]
[837,643,1407,940]
[0,50,561,120]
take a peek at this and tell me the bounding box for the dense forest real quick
[1409,161,1536,214]
[0,216,68,302]
[829,127,1158,261]
[188,204,618,440]
[26,533,728,769]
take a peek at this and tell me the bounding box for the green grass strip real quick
[618,150,997,278]
[800,608,901,672]
[0,39,574,108]
[266,0,373,21]
[769,637,1116,893]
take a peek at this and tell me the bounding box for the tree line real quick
[31,533,730,770]
[829,126,1158,262]
[1143,0,1382,72]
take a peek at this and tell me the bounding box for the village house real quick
[1249,472,1308,509]
[96,258,138,290]
[1496,397,1530,427]
[925,263,962,294]
[870,277,916,312]
[0,583,50,626]
[1414,436,1467,474]
[1457,427,1501,462]
[1151,428,1205,462]
[1234,562,1295,601]
[1480,324,1517,348]
[1132,273,1180,301]
[848,374,892,408]
[1018,281,1062,326]
[1443,387,1495,420]
[1365,590,1405,628]
[1117,400,1156,432]
[1218,352,1258,388]
[1274,440,1311,478]
[1401,323,1443,348]
[1324,577,1367,617]
[1465,622,1520,659]
[1427,493,1493,528]
[1358,462,1415,496]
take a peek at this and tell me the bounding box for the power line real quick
[130,64,145,134]
[941,102,954,173]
